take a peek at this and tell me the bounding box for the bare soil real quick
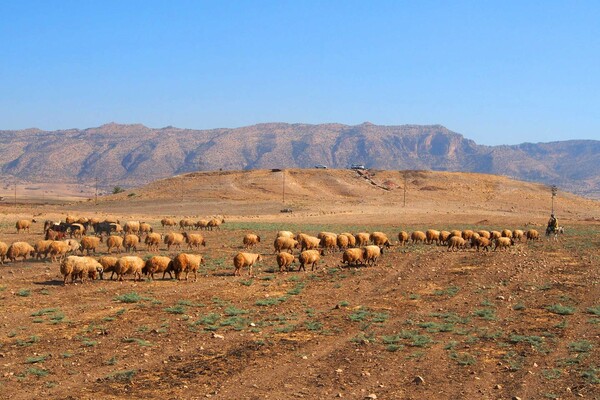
[0,169,598,399]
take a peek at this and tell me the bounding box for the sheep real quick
[65,215,77,224]
[273,237,299,253]
[15,219,36,233]
[106,235,124,254]
[161,218,177,228]
[164,232,185,251]
[276,252,296,272]
[103,217,120,224]
[298,249,325,272]
[342,248,366,267]
[143,256,174,280]
[79,236,102,255]
[172,253,205,281]
[363,245,383,266]
[397,231,409,246]
[461,230,475,241]
[354,232,370,247]
[340,232,356,247]
[139,222,153,236]
[48,241,71,262]
[179,218,194,230]
[0,241,7,264]
[34,240,54,259]
[233,252,263,276]
[449,230,462,239]
[110,223,123,235]
[494,237,513,251]
[276,230,295,239]
[242,233,260,249]
[124,234,140,253]
[490,231,502,240]
[60,256,103,284]
[526,229,540,241]
[6,242,35,262]
[439,231,451,245]
[45,228,66,241]
[144,232,162,252]
[319,234,337,253]
[477,230,491,239]
[425,229,440,245]
[124,221,140,235]
[411,231,426,244]
[472,236,492,251]
[77,217,90,225]
[297,233,321,251]
[501,229,513,239]
[468,232,480,248]
[195,219,209,230]
[183,232,206,250]
[370,232,391,248]
[513,229,525,242]
[114,256,145,281]
[98,256,119,280]
[68,223,86,238]
[336,234,350,251]
[64,239,80,253]
[447,236,466,251]
[317,232,338,241]
[207,217,225,231]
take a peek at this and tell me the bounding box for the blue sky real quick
[1,0,599,145]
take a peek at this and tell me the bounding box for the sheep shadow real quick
[33,279,66,286]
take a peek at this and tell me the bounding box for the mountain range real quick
[0,122,598,197]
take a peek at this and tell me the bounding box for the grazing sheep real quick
[143,256,174,280]
[276,252,296,272]
[447,236,466,251]
[195,219,209,230]
[60,256,103,284]
[297,234,321,251]
[114,256,145,281]
[340,232,356,247]
[98,256,119,280]
[526,229,540,241]
[106,235,124,254]
[6,242,35,262]
[144,232,162,252]
[103,217,120,224]
[233,252,263,276]
[317,232,338,241]
[337,234,350,251]
[477,230,491,239]
[298,249,325,272]
[124,234,140,253]
[139,222,153,236]
[15,219,36,233]
[164,232,185,251]
[461,230,475,241]
[370,232,391,248]
[319,234,337,253]
[243,233,260,249]
[342,248,366,267]
[110,223,123,235]
[448,230,462,239]
[276,230,294,239]
[34,240,54,259]
[124,221,141,235]
[0,241,8,264]
[64,239,80,253]
[179,218,195,231]
[354,232,370,247]
[79,236,102,255]
[397,231,409,246]
[501,229,513,239]
[513,229,524,242]
[68,223,86,238]
[48,241,71,262]
[490,231,502,240]
[472,236,492,252]
[172,253,204,281]
[494,237,513,251]
[183,232,206,250]
[207,217,225,231]
[363,245,383,266]
[411,231,426,244]
[273,237,299,253]
[161,218,177,228]
[65,215,77,224]
[425,229,441,245]
[439,231,451,245]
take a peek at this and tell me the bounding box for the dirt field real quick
[0,169,599,399]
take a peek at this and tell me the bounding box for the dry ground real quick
[0,169,599,400]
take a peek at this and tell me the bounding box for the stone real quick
[413,376,425,384]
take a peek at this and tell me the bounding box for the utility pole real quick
[551,185,557,214]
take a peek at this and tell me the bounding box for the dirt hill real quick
[1,122,598,198]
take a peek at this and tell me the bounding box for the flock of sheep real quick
[1,216,544,285]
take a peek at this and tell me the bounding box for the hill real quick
[0,122,598,197]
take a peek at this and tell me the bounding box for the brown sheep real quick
[243,233,261,249]
[461,230,475,241]
[447,236,466,251]
[7,242,35,262]
[273,237,299,253]
[161,218,177,228]
[501,229,513,239]
[233,252,263,276]
[494,237,513,251]
[276,252,296,272]
[195,219,210,230]
[179,218,194,231]
[477,230,491,239]
[124,234,140,253]
[397,231,409,246]
[0,241,8,264]
[472,236,492,251]
[449,230,462,239]
[513,229,524,242]
[98,256,119,280]
[34,240,54,259]
[164,232,184,251]
[183,232,206,250]
[439,231,451,245]
[297,234,321,251]
[144,232,162,252]
[107,235,124,254]
[60,256,103,284]
[276,230,295,239]
[15,219,36,233]
[79,236,102,255]
[354,232,370,247]
[526,229,540,241]
[143,256,174,280]
[319,234,337,253]
[124,221,141,235]
[336,234,350,251]
[172,253,204,281]
[48,241,71,262]
[340,232,356,247]
[490,231,502,240]
[425,229,440,245]
[363,245,383,266]
[139,222,153,236]
[114,256,145,281]
[370,232,391,248]
[411,231,426,244]
[207,217,225,231]
[298,249,325,272]
[69,223,86,238]
[65,215,77,224]
[342,248,365,267]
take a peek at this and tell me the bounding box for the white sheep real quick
[60,256,103,284]
[363,245,383,266]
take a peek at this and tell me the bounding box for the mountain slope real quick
[0,122,598,197]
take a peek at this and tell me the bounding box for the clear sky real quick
[1,0,599,145]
